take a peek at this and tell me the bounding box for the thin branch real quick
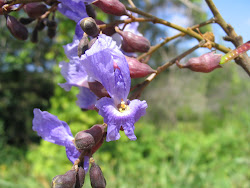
[205,0,250,76]
[130,40,206,99]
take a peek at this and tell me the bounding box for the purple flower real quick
[32,108,80,163]
[80,34,147,141]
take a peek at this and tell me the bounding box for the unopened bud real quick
[78,35,89,57]
[177,52,222,73]
[90,162,106,188]
[47,20,57,38]
[95,20,116,36]
[74,131,95,150]
[86,4,96,19]
[124,56,156,78]
[36,19,46,30]
[80,17,100,37]
[91,133,105,155]
[116,29,150,53]
[85,124,105,144]
[19,17,35,25]
[6,15,28,40]
[93,0,127,16]
[51,170,76,188]
[23,3,48,19]
[75,167,85,188]
[88,81,109,98]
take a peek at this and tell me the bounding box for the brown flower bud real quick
[78,35,89,57]
[86,4,96,19]
[23,3,48,19]
[90,162,106,188]
[95,20,116,36]
[93,0,127,16]
[51,170,77,188]
[85,124,105,144]
[74,131,95,150]
[91,133,105,155]
[19,17,35,25]
[88,81,110,98]
[31,27,38,43]
[80,17,100,37]
[47,20,57,38]
[124,56,156,78]
[117,30,150,53]
[177,52,222,73]
[6,15,28,40]
[75,167,85,188]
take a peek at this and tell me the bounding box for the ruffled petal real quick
[32,109,74,146]
[58,61,88,91]
[76,87,97,109]
[81,34,130,102]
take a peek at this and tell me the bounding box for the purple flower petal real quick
[66,142,81,164]
[58,0,89,22]
[32,109,74,146]
[84,156,90,173]
[76,87,97,110]
[63,37,79,60]
[33,109,81,163]
[75,20,84,40]
[96,97,147,141]
[81,34,130,103]
[59,60,89,91]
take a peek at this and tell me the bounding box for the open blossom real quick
[80,34,147,141]
[32,109,90,172]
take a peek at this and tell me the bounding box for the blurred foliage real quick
[0,1,249,188]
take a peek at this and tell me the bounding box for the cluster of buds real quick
[1,1,58,42]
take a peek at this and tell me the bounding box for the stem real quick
[126,6,230,53]
[130,40,206,99]
[137,18,217,61]
[205,0,250,76]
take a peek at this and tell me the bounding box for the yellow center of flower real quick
[118,100,129,113]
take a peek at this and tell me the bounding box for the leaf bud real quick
[177,52,222,73]
[23,3,48,19]
[80,17,100,37]
[117,29,150,53]
[90,162,106,188]
[6,15,28,40]
[124,56,156,78]
[78,35,89,57]
[88,81,110,98]
[85,4,96,19]
[74,131,95,150]
[51,169,77,188]
[75,167,85,188]
[93,0,127,16]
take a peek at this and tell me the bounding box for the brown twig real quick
[130,40,206,99]
[205,0,250,76]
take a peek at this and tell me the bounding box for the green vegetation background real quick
[0,1,249,187]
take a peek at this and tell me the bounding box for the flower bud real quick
[6,15,28,40]
[19,17,35,25]
[51,170,76,188]
[47,20,57,38]
[75,167,85,188]
[88,81,110,98]
[177,52,222,73]
[117,30,150,53]
[36,19,46,31]
[78,35,89,57]
[80,17,100,37]
[31,27,38,43]
[86,4,96,19]
[74,131,95,150]
[124,56,156,78]
[85,124,105,144]
[95,20,116,36]
[23,3,48,19]
[90,162,106,188]
[93,0,127,16]
[91,133,105,155]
